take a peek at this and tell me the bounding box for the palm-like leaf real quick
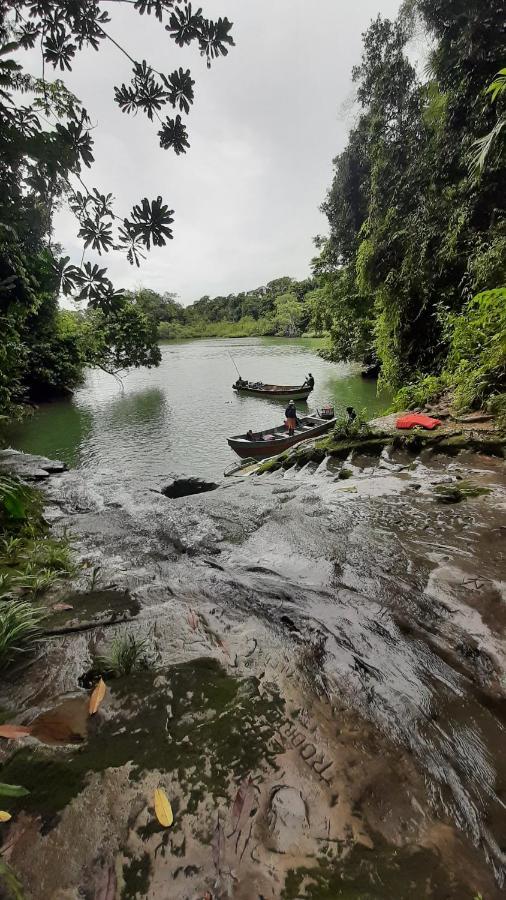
[470,119,505,175]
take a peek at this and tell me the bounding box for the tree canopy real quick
[0,0,233,413]
[315,0,505,408]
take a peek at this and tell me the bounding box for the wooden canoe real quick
[227,415,336,459]
[233,381,312,400]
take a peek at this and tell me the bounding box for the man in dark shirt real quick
[285,401,297,436]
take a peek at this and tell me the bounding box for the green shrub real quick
[447,287,506,410]
[487,392,506,429]
[0,477,30,525]
[393,374,448,411]
[392,287,506,412]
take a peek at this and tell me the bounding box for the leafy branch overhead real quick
[1,1,234,308]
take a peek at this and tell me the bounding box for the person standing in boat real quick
[285,401,298,436]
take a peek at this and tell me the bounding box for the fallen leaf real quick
[0,725,31,740]
[31,698,88,745]
[0,811,11,822]
[89,677,107,715]
[154,788,173,827]
[211,814,225,873]
[230,775,255,835]
[0,784,29,798]
[52,603,74,612]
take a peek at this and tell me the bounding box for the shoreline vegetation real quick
[0,2,504,428]
[130,279,326,343]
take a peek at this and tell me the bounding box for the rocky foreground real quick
[0,438,505,899]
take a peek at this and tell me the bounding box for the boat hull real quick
[227,418,335,459]
[233,385,312,400]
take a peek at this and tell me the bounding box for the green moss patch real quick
[432,480,492,504]
[0,658,284,827]
[282,840,476,899]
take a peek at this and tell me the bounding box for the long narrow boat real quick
[227,414,336,459]
[233,381,312,400]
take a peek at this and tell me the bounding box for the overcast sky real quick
[51,0,402,305]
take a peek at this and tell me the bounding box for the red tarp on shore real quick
[396,414,442,430]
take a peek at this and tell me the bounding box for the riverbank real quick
[0,338,391,484]
[0,438,505,898]
[157,321,330,342]
[252,408,506,476]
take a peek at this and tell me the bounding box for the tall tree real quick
[316,0,505,403]
[0,1,233,412]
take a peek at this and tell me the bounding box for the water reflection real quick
[2,338,392,482]
[1,399,94,469]
[93,387,167,429]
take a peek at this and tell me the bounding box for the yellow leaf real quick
[89,678,106,715]
[0,811,11,822]
[154,788,173,827]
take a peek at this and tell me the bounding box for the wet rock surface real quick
[0,447,505,898]
[0,449,67,480]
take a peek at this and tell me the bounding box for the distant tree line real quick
[128,276,325,339]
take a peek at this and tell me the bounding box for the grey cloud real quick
[51,0,402,304]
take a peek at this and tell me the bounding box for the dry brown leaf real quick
[154,788,173,827]
[52,603,74,612]
[0,811,11,822]
[0,725,31,740]
[89,678,107,715]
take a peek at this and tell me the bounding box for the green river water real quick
[3,337,391,482]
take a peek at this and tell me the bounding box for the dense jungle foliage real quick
[128,277,324,340]
[314,0,505,411]
[0,0,504,419]
[0,0,233,417]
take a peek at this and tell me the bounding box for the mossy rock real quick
[437,435,506,457]
[319,435,390,460]
[338,468,353,480]
[281,840,479,899]
[432,480,491,504]
[257,451,293,474]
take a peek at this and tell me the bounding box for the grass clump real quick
[94,633,152,678]
[0,473,76,669]
[0,600,46,670]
